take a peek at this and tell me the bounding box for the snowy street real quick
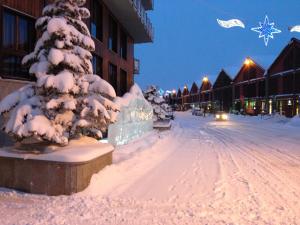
[1,112,300,225]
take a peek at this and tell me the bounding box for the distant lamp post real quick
[172,89,176,95]
[202,76,209,83]
[244,58,253,66]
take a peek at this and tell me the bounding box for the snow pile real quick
[287,116,300,127]
[108,84,153,146]
[0,113,300,224]
[143,85,172,122]
[0,0,118,146]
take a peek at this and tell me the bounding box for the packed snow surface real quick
[1,112,300,225]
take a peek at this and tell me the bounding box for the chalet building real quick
[199,78,212,111]
[232,57,265,115]
[182,85,190,109]
[212,70,233,112]
[266,38,300,117]
[0,0,154,100]
[176,88,182,105]
[170,39,300,118]
[188,82,199,105]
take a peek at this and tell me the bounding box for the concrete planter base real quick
[153,120,172,131]
[0,143,114,196]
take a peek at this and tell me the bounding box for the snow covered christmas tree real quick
[144,85,170,121]
[0,0,119,146]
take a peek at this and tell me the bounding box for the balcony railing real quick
[130,0,154,41]
[134,58,140,74]
[141,0,154,10]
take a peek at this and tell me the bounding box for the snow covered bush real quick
[143,85,170,121]
[0,0,119,146]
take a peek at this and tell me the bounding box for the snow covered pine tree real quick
[0,0,119,146]
[143,85,170,121]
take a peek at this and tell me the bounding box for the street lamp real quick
[203,76,209,83]
[244,58,253,66]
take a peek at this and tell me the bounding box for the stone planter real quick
[0,142,114,196]
[153,120,172,131]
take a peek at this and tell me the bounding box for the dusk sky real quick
[135,0,300,91]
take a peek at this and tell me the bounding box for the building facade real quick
[199,79,212,111]
[212,70,232,112]
[189,82,199,105]
[171,38,300,117]
[0,0,154,100]
[232,58,265,115]
[267,38,300,117]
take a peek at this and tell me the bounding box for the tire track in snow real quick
[203,123,300,223]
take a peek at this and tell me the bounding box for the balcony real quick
[103,0,154,43]
[141,0,154,10]
[134,58,140,74]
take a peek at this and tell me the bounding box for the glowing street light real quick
[172,89,176,94]
[203,76,209,83]
[244,58,253,66]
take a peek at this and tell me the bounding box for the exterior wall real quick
[266,39,300,117]
[213,86,232,112]
[0,0,136,97]
[232,60,265,115]
[86,0,135,96]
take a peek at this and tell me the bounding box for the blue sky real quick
[135,0,300,91]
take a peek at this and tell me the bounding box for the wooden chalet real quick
[266,38,300,117]
[199,79,212,111]
[233,57,265,115]
[188,82,200,105]
[212,69,233,112]
[176,88,182,105]
[182,85,190,108]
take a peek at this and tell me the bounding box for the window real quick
[3,11,15,49]
[109,63,117,92]
[1,9,35,80]
[2,56,28,78]
[120,69,127,96]
[92,55,103,77]
[120,30,127,60]
[108,16,118,52]
[91,0,103,41]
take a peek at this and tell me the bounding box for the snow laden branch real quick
[0,0,119,146]
[143,85,170,122]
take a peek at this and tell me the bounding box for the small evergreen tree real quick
[144,85,170,121]
[0,0,119,146]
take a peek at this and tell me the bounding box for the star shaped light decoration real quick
[251,15,281,46]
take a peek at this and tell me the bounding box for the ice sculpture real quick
[108,85,153,146]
